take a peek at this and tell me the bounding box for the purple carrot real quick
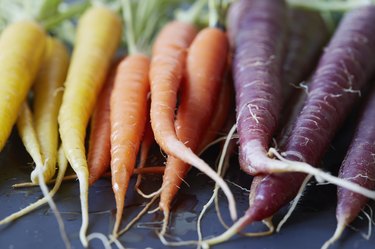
[282,8,329,96]
[322,86,375,249]
[251,4,375,227]
[202,5,375,248]
[231,0,287,175]
[247,7,331,222]
[278,7,329,139]
[226,0,247,49]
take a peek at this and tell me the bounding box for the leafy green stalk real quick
[175,0,206,25]
[121,0,190,55]
[41,1,90,30]
[37,0,62,21]
[122,0,137,54]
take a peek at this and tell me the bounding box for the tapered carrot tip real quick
[321,219,346,249]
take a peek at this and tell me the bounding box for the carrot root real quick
[87,233,111,249]
[197,124,237,241]
[36,159,71,249]
[201,215,250,249]
[164,138,237,221]
[115,194,160,238]
[13,166,165,188]
[76,169,89,248]
[0,146,68,225]
[321,219,346,249]
[267,148,375,200]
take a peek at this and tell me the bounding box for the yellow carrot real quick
[17,102,44,171]
[31,37,69,183]
[58,6,122,247]
[0,20,46,151]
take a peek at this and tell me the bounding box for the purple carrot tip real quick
[321,218,346,249]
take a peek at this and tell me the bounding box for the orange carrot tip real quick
[58,6,122,247]
[87,63,116,186]
[108,0,184,238]
[109,53,151,236]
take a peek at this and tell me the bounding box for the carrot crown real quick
[208,0,231,29]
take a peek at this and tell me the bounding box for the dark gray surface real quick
[0,131,374,249]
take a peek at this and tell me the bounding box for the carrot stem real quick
[121,0,137,54]
[41,1,91,30]
[175,0,207,24]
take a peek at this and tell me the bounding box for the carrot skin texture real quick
[282,6,375,165]
[282,8,329,96]
[32,37,69,183]
[0,20,46,151]
[110,54,150,235]
[230,0,287,175]
[248,8,330,219]
[150,24,236,210]
[159,28,229,214]
[198,75,234,152]
[138,99,155,167]
[249,6,375,223]
[226,1,246,49]
[336,87,375,225]
[58,6,122,247]
[87,66,116,186]
[150,20,197,151]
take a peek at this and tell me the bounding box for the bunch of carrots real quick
[0,0,375,248]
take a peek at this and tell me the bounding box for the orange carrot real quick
[87,64,117,186]
[158,27,230,234]
[150,21,236,221]
[135,99,156,196]
[110,54,150,236]
[198,75,234,153]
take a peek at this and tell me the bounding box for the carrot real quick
[57,6,121,247]
[109,54,150,236]
[0,20,46,151]
[281,8,329,99]
[158,22,230,236]
[201,5,375,248]
[322,86,375,249]
[150,19,236,221]
[230,0,287,176]
[135,99,157,197]
[31,37,69,183]
[247,5,331,226]
[109,0,171,237]
[87,63,117,186]
[198,74,234,154]
[230,0,375,191]
[242,7,331,234]
[17,103,44,173]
